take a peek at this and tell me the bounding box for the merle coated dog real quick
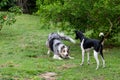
[46,32,75,60]
[75,30,105,70]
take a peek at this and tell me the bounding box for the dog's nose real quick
[66,54,68,56]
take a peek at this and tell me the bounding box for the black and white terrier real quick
[75,30,105,70]
[46,32,75,60]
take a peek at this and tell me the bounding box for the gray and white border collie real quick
[75,30,105,70]
[46,32,75,60]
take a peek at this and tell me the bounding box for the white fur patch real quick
[85,47,93,52]
[69,38,76,43]
[81,39,85,51]
[57,31,65,37]
[99,32,104,37]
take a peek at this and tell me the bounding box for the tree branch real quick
[105,18,113,38]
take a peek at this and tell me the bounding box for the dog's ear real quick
[68,46,70,50]
[74,29,85,33]
[67,46,70,53]
[61,45,65,50]
[80,29,85,33]
[61,45,65,53]
[74,30,78,33]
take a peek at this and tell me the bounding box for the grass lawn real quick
[0,14,120,80]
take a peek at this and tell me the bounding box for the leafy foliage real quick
[0,0,9,8]
[0,12,16,29]
[0,0,22,31]
[36,0,120,44]
[0,0,17,10]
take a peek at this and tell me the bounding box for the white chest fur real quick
[80,39,93,52]
[80,39,85,51]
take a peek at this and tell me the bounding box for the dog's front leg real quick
[80,39,85,66]
[68,56,74,59]
[53,55,63,60]
[80,50,85,66]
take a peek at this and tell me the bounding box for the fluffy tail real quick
[99,32,104,45]
[57,31,76,43]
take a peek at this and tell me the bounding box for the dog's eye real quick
[67,50,69,53]
[63,50,65,52]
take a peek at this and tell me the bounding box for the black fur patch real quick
[75,30,104,52]
[49,38,60,51]
[49,38,55,51]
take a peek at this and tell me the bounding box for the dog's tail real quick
[57,31,76,43]
[99,32,104,45]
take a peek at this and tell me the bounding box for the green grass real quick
[0,14,120,80]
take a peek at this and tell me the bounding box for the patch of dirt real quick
[39,72,57,80]
[0,62,19,68]
[57,64,76,70]
[25,54,49,59]
[93,76,105,80]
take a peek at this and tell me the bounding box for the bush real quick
[0,0,22,31]
[0,12,15,30]
[36,0,120,44]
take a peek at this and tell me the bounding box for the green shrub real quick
[36,0,120,45]
[0,0,22,31]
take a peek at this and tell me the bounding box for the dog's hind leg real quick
[87,51,90,65]
[101,55,105,68]
[94,50,99,70]
[100,46,105,68]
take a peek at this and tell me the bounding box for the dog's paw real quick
[58,58,63,60]
[80,63,83,66]
[70,57,74,59]
[53,55,63,60]
[87,63,90,65]
[53,57,63,60]
[96,68,98,70]
[103,66,105,68]
[96,67,99,70]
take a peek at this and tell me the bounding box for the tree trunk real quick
[16,0,29,13]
